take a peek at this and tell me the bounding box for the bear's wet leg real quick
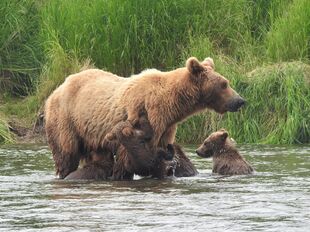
[112,147,134,180]
[158,124,177,148]
[54,152,81,179]
[89,150,115,178]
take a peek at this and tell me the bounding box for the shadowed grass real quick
[0,116,14,144]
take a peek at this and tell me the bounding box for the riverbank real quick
[1,0,309,144]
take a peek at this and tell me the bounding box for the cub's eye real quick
[221,82,228,89]
[139,140,145,145]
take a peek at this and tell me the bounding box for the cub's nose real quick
[195,150,203,157]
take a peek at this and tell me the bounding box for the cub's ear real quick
[121,127,135,137]
[221,131,228,141]
[202,57,215,69]
[186,57,204,74]
[105,132,116,141]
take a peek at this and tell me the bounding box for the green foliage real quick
[0,0,309,144]
[0,0,42,96]
[0,116,13,144]
[178,62,310,144]
[35,41,93,107]
[266,0,310,61]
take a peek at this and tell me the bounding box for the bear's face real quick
[186,57,245,114]
[114,119,176,177]
[195,129,228,158]
[117,124,155,155]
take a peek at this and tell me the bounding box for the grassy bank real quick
[177,62,310,144]
[0,115,13,144]
[0,0,309,144]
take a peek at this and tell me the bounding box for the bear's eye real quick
[221,82,228,89]
[139,140,145,145]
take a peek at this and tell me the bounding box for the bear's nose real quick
[236,98,246,108]
[227,96,246,112]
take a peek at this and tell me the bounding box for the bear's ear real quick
[220,131,228,141]
[186,57,204,74]
[202,57,215,69]
[121,127,135,137]
[105,132,116,141]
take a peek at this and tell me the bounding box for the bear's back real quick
[213,149,254,175]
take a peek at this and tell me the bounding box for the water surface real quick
[0,144,309,232]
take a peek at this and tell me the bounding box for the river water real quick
[0,144,309,232]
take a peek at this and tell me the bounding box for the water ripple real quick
[0,144,309,231]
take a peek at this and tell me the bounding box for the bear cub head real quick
[112,116,176,178]
[195,129,230,158]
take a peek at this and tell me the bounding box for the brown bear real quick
[65,118,176,180]
[195,129,253,175]
[66,117,197,180]
[172,144,198,177]
[111,117,176,180]
[65,151,114,180]
[112,143,198,180]
[45,57,245,179]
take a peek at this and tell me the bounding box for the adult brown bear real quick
[45,57,245,178]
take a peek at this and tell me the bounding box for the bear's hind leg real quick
[55,152,81,179]
[53,127,82,179]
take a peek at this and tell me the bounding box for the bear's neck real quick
[213,143,240,160]
[163,68,203,123]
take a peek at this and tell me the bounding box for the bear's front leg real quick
[112,146,135,180]
[154,124,177,149]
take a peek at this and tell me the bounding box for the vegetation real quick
[0,115,13,144]
[0,0,309,144]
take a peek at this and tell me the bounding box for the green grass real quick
[0,0,309,144]
[178,62,310,144]
[0,0,42,96]
[0,115,14,144]
[266,0,310,61]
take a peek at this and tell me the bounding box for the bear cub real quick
[66,117,176,180]
[196,129,253,175]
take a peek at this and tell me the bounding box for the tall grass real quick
[266,0,310,61]
[178,62,310,144]
[0,116,13,144]
[0,0,42,96]
[0,0,309,144]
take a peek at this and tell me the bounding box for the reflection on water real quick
[0,144,310,231]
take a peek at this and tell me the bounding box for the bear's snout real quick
[226,96,245,112]
[195,149,205,157]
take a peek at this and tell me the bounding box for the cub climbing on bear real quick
[45,56,244,179]
[196,129,254,175]
[66,116,197,180]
